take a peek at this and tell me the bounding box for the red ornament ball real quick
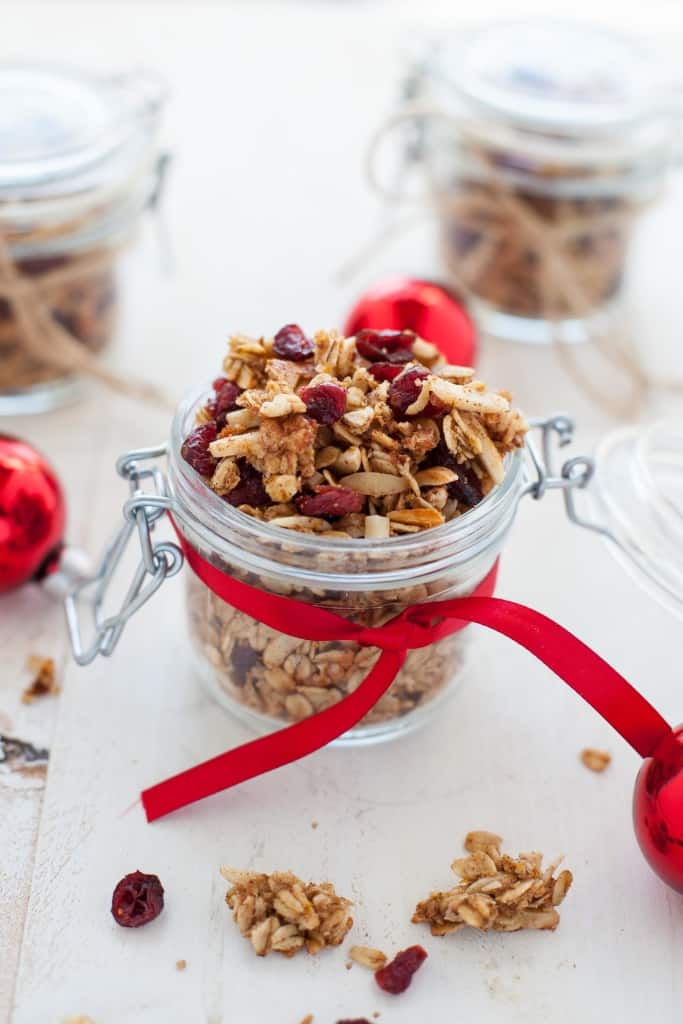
[344,277,477,368]
[0,435,65,593]
[633,726,683,892]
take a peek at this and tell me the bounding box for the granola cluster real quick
[220,867,352,957]
[181,324,527,537]
[412,831,573,934]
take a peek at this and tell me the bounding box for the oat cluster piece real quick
[412,831,573,935]
[580,748,611,773]
[221,867,353,957]
[21,655,58,704]
[182,324,527,538]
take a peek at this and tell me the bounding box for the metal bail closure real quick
[63,444,183,666]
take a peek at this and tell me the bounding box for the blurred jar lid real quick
[594,419,683,619]
[427,19,680,187]
[0,63,166,248]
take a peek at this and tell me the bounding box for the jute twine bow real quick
[349,102,683,421]
[0,232,172,408]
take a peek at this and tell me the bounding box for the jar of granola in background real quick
[381,20,681,346]
[0,63,166,414]
[168,386,527,744]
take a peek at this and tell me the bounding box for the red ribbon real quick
[141,531,674,822]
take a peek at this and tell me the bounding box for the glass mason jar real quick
[394,21,682,345]
[169,388,527,744]
[0,63,166,414]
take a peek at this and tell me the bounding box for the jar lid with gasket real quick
[427,19,680,194]
[0,62,167,414]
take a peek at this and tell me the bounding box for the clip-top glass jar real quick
[384,20,681,345]
[0,63,166,414]
[171,388,526,744]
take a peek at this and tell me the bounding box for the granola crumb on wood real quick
[412,831,573,935]
[22,655,59,703]
[580,748,611,772]
[221,867,352,957]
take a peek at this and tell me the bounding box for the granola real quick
[221,867,352,957]
[580,748,611,773]
[349,945,388,971]
[21,655,59,703]
[412,831,573,934]
[181,324,527,537]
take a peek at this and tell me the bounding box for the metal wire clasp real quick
[64,444,183,666]
[522,415,617,542]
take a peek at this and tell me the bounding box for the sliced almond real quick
[342,406,374,432]
[430,377,510,414]
[412,338,440,365]
[461,412,505,485]
[370,429,397,450]
[437,364,475,381]
[224,408,260,431]
[260,392,307,418]
[209,431,259,458]
[364,515,390,539]
[314,445,341,469]
[388,507,445,528]
[267,516,331,532]
[414,467,459,487]
[334,446,362,475]
[342,472,410,497]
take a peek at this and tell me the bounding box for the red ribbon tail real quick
[141,589,673,822]
[442,597,673,760]
[141,649,405,822]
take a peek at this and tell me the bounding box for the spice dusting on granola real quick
[182,326,527,537]
[412,831,573,935]
[221,867,352,957]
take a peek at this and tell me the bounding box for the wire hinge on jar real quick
[62,443,183,666]
[523,415,617,544]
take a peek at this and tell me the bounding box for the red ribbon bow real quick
[140,530,674,822]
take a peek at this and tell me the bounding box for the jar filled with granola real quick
[387,20,681,344]
[0,63,166,414]
[167,324,528,743]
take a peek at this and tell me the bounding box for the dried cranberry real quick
[425,443,484,507]
[181,422,218,477]
[224,460,269,508]
[296,486,364,518]
[273,324,314,361]
[368,361,404,383]
[374,945,428,994]
[213,380,242,425]
[448,462,484,507]
[111,871,164,928]
[355,328,415,364]
[231,642,261,685]
[212,376,228,392]
[388,366,445,418]
[299,382,347,424]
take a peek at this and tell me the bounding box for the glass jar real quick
[0,63,166,414]
[395,21,681,344]
[169,387,526,744]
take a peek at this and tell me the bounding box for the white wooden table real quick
[2,3,683,1022]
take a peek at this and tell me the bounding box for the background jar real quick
[168,388,526,745]
[413,20,681,345]
[0,63,166,414]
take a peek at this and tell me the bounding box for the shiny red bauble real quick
[633,726,683,892]
[0,435,65,592]
[344,277,477,367]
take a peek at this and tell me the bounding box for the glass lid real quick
[435,19,669,137]
[0,63,165,199]
[593,420,683,619]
